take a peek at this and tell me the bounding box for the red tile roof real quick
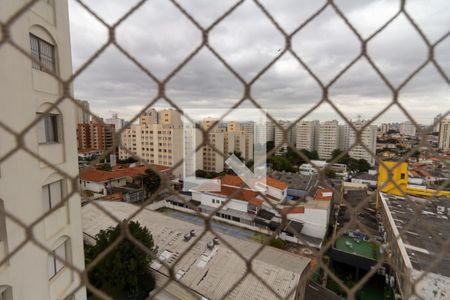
[313,187,333,201]
[80,164,170,183]
[281,206,305,214]
[211,185,259,203]
[248,197,264,206]
[220,175,287,190]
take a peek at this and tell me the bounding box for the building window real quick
[37,113,60,144]
[30,34,55,72]
[42,180,63,211]
[48,240,68,279]
[0,200,7,251]
[0,286,13,300]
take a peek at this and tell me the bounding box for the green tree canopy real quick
[268,156,295,172]
[266,141,275,153]
[85,221,157,299]
[142,168,161,195]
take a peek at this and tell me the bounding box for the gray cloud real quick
[69,0,450,124]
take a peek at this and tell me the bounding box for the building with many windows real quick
[399,121,416,137]
[295,120,319,152]
[274,120,295,155]
[104,113,127,132]
[76,120,115,153]
[438,118,450,152]
[318,120,340,160]
[119,109,185,177]
[341,120,378,166]
[74,99,90,124]
[0,1,86,299]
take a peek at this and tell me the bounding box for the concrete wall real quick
[192,191,249,212]
[286,208,329,239]
[0,1,86,299]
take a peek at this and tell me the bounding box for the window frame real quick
[48,240,68,280]
[37,113,61,144]
[30,33,56,73]
[42,180,64,211]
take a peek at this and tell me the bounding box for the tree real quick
[97,163,112,171]
[329,149,344,162]
[268,156,295,172]
[85,221,157,299]
[118,157,138,164]
[309,150,319,160]
[266,141,275,153]
[356,159,371,172]
[142,168,161,196]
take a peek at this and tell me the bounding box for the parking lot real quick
[160,209,256,241]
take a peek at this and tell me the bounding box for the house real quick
[167,175,332,247]
[79,164,171,202]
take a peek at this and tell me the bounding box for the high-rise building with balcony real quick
[119,109,185,176]
[399,121,416,137]
[74,99,90,124]
[76,120,115,153]
[105,113,126,132]
[295,120,319,152]
[438,118,450,152]
[274,120,294,155]
[0,1,86,299]
[341,120,377,165]
[318,120,340,160]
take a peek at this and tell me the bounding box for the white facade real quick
[295,120,319,151]
[399,121,416,137]
[192,191,248,212]
[283,208,330,239]
[343,120,377,165]
[0,1,86,299]
[119,110,185,177]
[438,118,450,151]
[274,120,294,155]
[266,121,275,142]
[105,113,126,132]
[318,120,340,160]
[74,99,90,124]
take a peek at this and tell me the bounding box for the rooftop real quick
[270,171,318,191]
[79,163,171,183]
[220,174,288,190]
[382,194,450,277]
[335,235,380,260]
[82,201,311,300]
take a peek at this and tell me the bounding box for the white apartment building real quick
[119,109,185,177]
[318,120,340,160]
[0,1,86,299]
[295,120,319,151]
[433,114,442,133]
[438,118,450,151]
[399,121,416,137]
[342,120,377,165]
[266,121,275,142]
[274,120,294,155]
[105,113,126,132]
[226,121,254,162]
[74,99,90,124]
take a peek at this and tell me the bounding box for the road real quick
[163,210,255,240]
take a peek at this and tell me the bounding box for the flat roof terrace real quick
[82,201,311,300]
[382,194,450,277]
[335,235,380,260]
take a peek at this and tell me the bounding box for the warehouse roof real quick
[82,201,311,300]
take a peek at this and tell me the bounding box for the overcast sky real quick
[68,0,449,125]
